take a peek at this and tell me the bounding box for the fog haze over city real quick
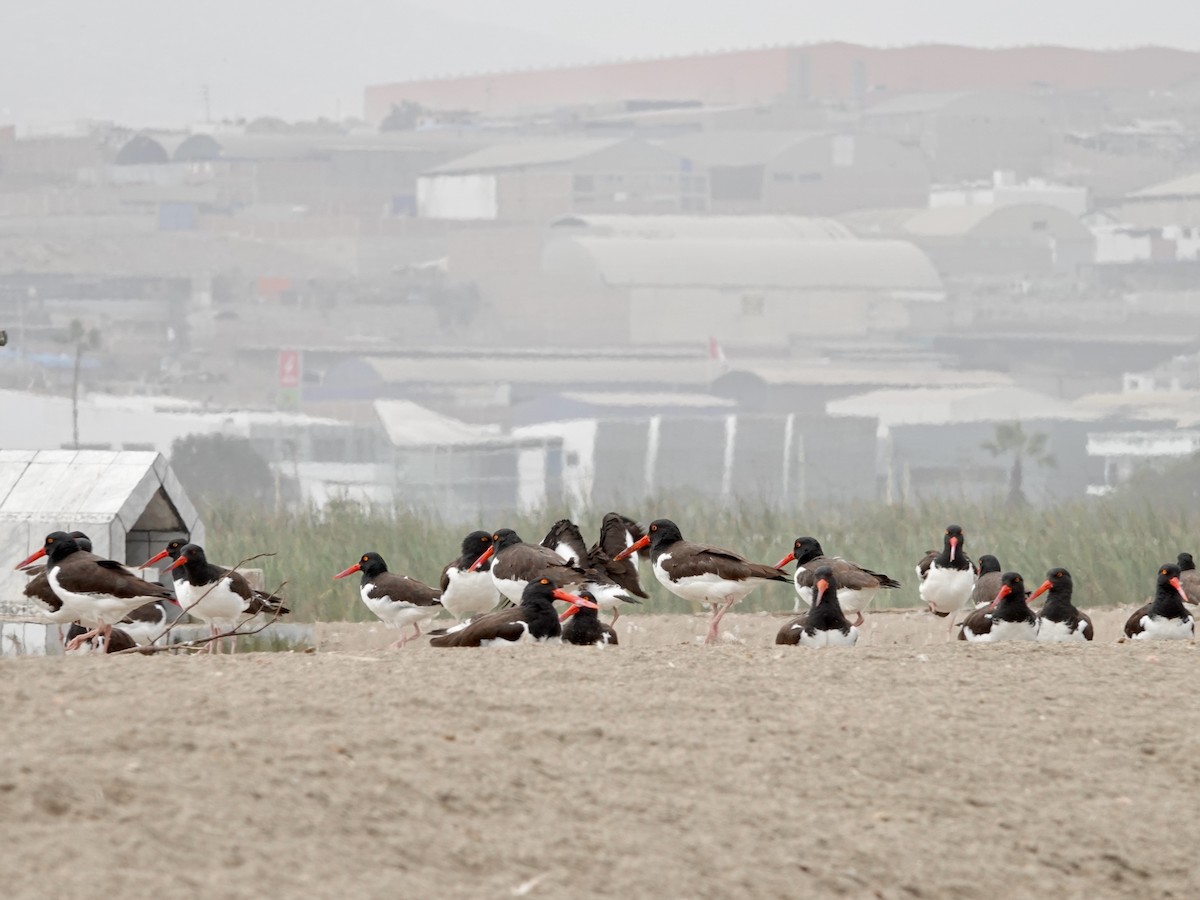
[3,0,1200,532]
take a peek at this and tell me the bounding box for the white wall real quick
[417,174,498,220]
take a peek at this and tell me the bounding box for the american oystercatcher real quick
[775,565,859,647]
[774,536,900,625]
[1123,564,1194,641]
[116,597,181,646]
[65,622,138,654]
[438,531,501,621]
[917,525,976,620]
[561,589,619,646]
[540,518,642,623]
[469,528,586,604]
[1174,552,1200,605]
[591,512,649,600]
[15,532,177,651]
[140,539,188,584]
[1027,567,1093,642]
[967,554,1003,609]
[334,551,443,649]
[957,571,1038,642]
[613,518,789,644]
[20,530,98,634]
[163,543,289,652]
[429,577,595,647]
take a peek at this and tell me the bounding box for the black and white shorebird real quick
[775,565,859,648]
[334,551,443,649]
[438,531,501,621]
[1174,552,1200,605]
[429,577,594,647]
[917,525,977,633]
[774,536,900,625]
[64,622,138,655]
[159,543,289,652]
[469,528,586,605]
[1124,564,1194,641]
[615,518,788,644]
[15,532,177,651]
[1027,567,1093,642]
[957,571,1038,642]
[561,589,619,646]
[540,517,643,623]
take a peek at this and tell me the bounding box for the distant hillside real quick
[0,0,599,127]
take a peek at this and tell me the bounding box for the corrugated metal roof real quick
[425,138,628,174]
[657,131,824,167]
[549,213,856,241]
[0,450,203,617]
[546,236,943,292]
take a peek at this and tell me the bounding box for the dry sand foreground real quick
[2,610,1198,899]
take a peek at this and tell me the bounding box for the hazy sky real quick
[3,0,1200,129]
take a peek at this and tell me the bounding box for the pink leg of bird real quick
[852,611,865,628]
[611,607,620,626]
[705,597,737,644]
[66,627,101,652]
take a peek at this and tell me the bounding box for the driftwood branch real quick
[112,551,286,655]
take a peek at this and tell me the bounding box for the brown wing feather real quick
[1180,570,1200,605]
[1123,602,1152,638]
[775,614,808,645]
[23,569,64,612]
[495,543,586,586]
[662,541,789,583]
[57,559,176,600]
[795,557,899,591]
[916,550,937,580]
[957,606,994,640]
[366,572,441,607]
[429,608,525,647]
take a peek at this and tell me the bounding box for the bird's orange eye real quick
[493,534,500,541]
[540,578,549,585]
[362,555,368,562]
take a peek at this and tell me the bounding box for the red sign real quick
[278,350,301,387]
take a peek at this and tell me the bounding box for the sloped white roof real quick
[545,236,943,292]
[373,400,502,447]
[1128,172,1200,199]
[0,450,203,616]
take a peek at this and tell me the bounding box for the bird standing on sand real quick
[918,525,976,638]
[439,531,501,621]
[15,532,177,651]
[334,551,442,649]
[162,543,289,653]
[615,518,789,645]
[775,536,900,625]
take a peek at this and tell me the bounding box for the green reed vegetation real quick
[201,495,1197,622]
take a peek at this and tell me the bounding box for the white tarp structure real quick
[0,450,203,618]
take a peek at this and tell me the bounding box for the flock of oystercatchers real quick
[12,516,1199,653]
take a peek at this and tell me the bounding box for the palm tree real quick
[64,320,101,449]
[982,421,1056,506]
